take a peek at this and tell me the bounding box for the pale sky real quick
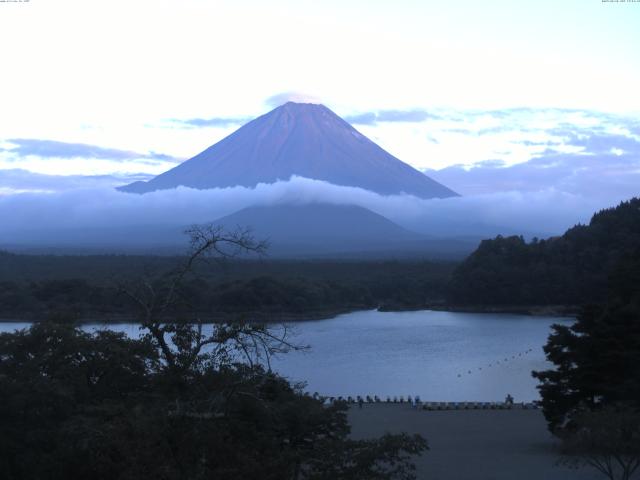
[0,0,639,180]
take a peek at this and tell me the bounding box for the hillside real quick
[447,197,640,306]
[213,203,424,255]
[0,253,455,321]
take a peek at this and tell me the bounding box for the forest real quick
[0,254,454,322]
[447,198,640,307]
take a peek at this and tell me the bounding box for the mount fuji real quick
[120,102,457,199]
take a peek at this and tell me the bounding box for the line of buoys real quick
[456,347,537,378]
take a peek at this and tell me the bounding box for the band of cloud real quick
[2,138,180,163]
[344,109,439,125]
[169,116,253,128]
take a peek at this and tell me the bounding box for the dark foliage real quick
[0,258,453,321]
[448,198,640,306]
[0,321,427,480]
[532,247,640,432]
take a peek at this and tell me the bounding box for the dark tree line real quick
[0,276,374,320]
[0,256,453,321]
[447,198,640,306]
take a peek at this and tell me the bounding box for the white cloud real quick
[0,176,625,248]
[426,127,640,197]
[265,92,323,108]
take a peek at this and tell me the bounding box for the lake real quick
[0,309,572,402]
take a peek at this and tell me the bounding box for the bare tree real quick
[118,224,302,374]
[559,404,640,480]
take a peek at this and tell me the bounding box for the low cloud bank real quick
[0,176,628,247]
[0,169,151,193]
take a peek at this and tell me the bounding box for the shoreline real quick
[0,306,369,325]
[0,303,579,324]
[421,304,579,317]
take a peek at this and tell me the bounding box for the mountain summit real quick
[120,102,457,198]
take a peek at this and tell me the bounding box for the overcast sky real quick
[1,1,638,173]
[0,0,639,240]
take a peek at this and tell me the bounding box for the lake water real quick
[0,309,572,402]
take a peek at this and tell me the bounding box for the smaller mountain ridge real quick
[213,203,424,255]
[0,202,479,259]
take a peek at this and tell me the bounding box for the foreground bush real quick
[0,321,426,480]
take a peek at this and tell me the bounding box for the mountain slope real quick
[120,102,457,199]
[213,203,424,254]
